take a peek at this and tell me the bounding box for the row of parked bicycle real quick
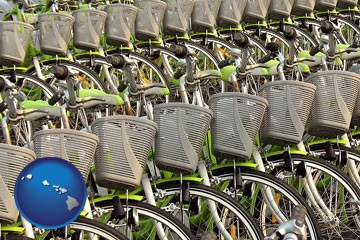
[2,0,360,239]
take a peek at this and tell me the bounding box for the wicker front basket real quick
[191,0,222,31]
[104,4,138,46]
[0,144,35,223]
[134,0,167,40]
[73,9,107,50]
[217,0,247,27]
[0,21,34,66]
[306,70,360,137]
[337,0,357,8]
[33,129,99,181]
[163,0,194,36]
[314,0,338,11]
[154,103,212,174]
[243,0,272,23]
[268,0,295,20]
[259,81,316,145]
[291,0,316,15]
[92,116,157,189]
[209,93,268,159]
[38,12,74,56]
[348,65,360,126]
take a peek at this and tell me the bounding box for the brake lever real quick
[77,96,106,104]
[247,63,270,69]
[338,48,358,54]
[294,57,316,63]
[17,108,49,115]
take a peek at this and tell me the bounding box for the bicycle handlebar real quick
[258,54,273,64]
[106,55,125,69]
[0,76,6,92]
[218,58,234,68]
[283,26,297,41]
[168,44,188,58]
[233,32,249,48]
[47,93,63,106]
[50,65,69,80]
[309,45,321,56]
[0,102,7,112]
[320,20,334,34]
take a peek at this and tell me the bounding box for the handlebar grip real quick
[283,26,297,41]
[310,46,321,56]
[258,54,272,64]
[50,65,69,80]
[320,20,334,34]
[349,42,359,49]
[233,32,249,48]
[265,42,279,52]
[0,102,7,112]
[174,68,186,80]
[169,44,188,58]
[117,81,128,93]
[106,55,125,69]
[218,58,233,68]
[291,205,307,227]
[0,77,6,92]
[48,94,62,106]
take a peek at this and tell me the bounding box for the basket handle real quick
[0,176,18,217]
[143,2,160,31]
[286,87,305,138]
[83,13,100,43]
[12,24,27,63]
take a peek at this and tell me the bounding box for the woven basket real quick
[217,0,247,27]
[73,9,107,50]
[163,0,194,36]
[0,22,34,66]
[33,129,99,181]
[314,0,338,11]
[0,144,35,223]
[134,0,167,40]
[337,0,357,8]
[243,0,272,23]
[348,65,360,126]
[92,116,157,189]
[209,93,268,159]
[306,70,360,137]
[259,81,316,145]
[191,0,221,31]
[154,103,212,173]
[291,0,316,15]
[104,4,138,46]
[268,0,295,20]
[38,12,74,56]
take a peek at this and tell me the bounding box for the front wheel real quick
[211,168,322,239]
[136,181,264,239]
[268,154,360,239]
[93,199,196,239]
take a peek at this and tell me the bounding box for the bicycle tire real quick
[0,71,56,146]
[0,235,33,240]
[26,60,108,93]
[268,153,360,239]
[40,217,129,240]
[75,52,172,115]
[211,167,322,239]
[93,199,196,239]
[149,41,221,103]
[0,70,56,101]
[135,181,264,239]
[308,142,360,188]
